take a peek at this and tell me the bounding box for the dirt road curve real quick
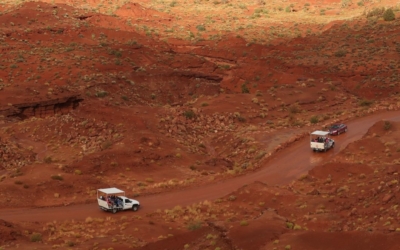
[2,111,400,223]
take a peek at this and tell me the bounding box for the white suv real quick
[97,187,140,214]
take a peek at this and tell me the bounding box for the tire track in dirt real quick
[1,110,400,222]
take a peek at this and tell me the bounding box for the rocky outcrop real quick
[0,95,82,120]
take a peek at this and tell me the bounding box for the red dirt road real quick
[2,110,400,223]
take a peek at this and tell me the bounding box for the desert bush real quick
[187,221,202,231]
[286,222,294,229]
[359,99,373,106]
[366,7,385,18]
[30,233,42,242]
[310,116,319,124]
[293,224,302,230]
[101,141,112,150]
[237,116,246,122]
[383,8,395,21]
[66,241,75,247]
[384,121,392,130]
[183,110,196,119]
[74,169,82,175]
[201,102,209,107]
[228,195,237,201]
[145,178,154,183]
[241,83,250,93]
[51,175,63,181]
[196,25,206,31]
[95,91,108,98]
[341,0,352,8]
[240,220,249,226]
[14,180,23,185]
[334,49,347,57]
[255,151,266,160]
[43,156,52,164]
[288,104,301,114]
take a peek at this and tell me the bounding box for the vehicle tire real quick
[112,208,117,214]
[345,128,348,133]
[324,148,327,152]
[338,131,341,135]
[332,143,335,148]
[132,205,139,212]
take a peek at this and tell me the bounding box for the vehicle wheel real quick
[332,143,335,148]
[324,148,327,152]
[112,208,117,214]
[338,131,341,135]
[345,128,348,133]
[132,205,139,212]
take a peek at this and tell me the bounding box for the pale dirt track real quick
[2,110,400,223]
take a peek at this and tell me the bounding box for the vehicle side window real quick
[125,199,131,203]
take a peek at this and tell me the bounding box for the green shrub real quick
[359,99,373,107]
[43,156,52,164]
[383,8,395,21]
[240,220,249,226]
[183,110,196,119]
[310,116,319,124]
[95,91,108,98]
[241,83,249,93]
[196,25,206,31]
[30,233,42,242]
[384,121,392,130]
[237,116,246,122]
[288,104,301,114]
[187,221,202,231]
[286,222,294,229]
[51,175,63,181]
[334,49,347,57]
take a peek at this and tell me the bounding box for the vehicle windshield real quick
[331,124,340,129]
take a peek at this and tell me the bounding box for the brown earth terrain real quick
[1,0,400,249]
